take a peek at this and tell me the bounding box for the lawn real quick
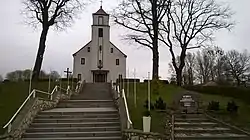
[200,94,250,131]
[124,82,250,134]
[124,82,183,134]
[0,80,72,135]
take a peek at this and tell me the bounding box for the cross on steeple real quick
[100,0,103,8]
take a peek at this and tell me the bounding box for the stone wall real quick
[6,91,71,140]
[123,129,168,140]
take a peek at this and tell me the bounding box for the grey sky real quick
[0,0,249,79]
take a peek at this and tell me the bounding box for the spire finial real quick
[100,0,103,9]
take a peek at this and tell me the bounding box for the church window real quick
[87,47,90,52]
[111,48,113,53]
[99,45,102,51]
[81,58,85,65]
[116,59,119,65]
[77,74,81,81]
[98,16,103,25]
[98,28,103,37]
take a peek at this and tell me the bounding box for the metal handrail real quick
[3,85,61,133]
[120,88,133,128]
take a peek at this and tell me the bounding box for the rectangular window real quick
[99,45,102,51]
[111,48,113,53]
[77,74,81,81]
[87,47,90,52]
[98,28,103,37]
[81,58,85,65]
[98,16,103,25]
[116,59,119,65]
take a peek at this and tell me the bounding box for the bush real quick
[207,101,220,111]
[154,97,166,110]
[227,101,238,113]
[143,99,154,110]
[143,110,151,116]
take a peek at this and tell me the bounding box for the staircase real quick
[22,83,122,140]
[174,113,249,140]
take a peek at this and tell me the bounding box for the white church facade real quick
[73,7,127,83]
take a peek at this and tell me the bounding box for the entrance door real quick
[94,73,107,83]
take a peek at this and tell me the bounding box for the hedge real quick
[184,86,250,104]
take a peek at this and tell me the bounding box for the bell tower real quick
[92,6,110,69]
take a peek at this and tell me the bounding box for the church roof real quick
[110,42,127,58]
[72,41,127,58]
[72,41,91,56]
[93,6,109,16]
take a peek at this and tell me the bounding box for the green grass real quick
[200,94,250,131]
[124,83,183,134]
[0,81,72,135]
[124,82,250,134]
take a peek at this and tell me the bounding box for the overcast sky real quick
[0,0,249,79]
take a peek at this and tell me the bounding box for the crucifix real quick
[64,68,72,86]
[100,0,103,8]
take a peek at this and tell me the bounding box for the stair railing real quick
[114,83,133,129]
[2,85,64,133]
[121,88,133,129]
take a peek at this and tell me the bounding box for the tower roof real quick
[93,6,109,16]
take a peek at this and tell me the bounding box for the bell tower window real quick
[98,16,103,25]
[98,28,103,37]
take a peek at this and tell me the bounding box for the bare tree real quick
[195,50,211,84]
[184,52,195,85]
[225,50,250,86]
[49,71,61,79]
[112,0,170,79]
[22,0,88,80]
[159,0,234,86]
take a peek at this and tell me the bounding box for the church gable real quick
[110,42,127,58]
[73,41,92,56]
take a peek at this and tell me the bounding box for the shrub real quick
[154,97,166,110]
[143,110,151,116]
[207,101,220,111]
[143,99,154,110]
[227,100,239,113]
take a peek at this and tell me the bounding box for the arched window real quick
[98,16,103,25]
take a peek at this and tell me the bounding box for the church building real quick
[73,7,127,83]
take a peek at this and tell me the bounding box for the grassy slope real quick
[125,83,250,134]
[125,83,183,134]
[200,94,250,131]
[0,81,70,134]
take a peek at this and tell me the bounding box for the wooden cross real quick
[64,68,72,79]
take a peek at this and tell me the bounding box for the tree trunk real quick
[236,77,241,86]
[151,0,159,80]
[176,69,183,86]
[152,48,159,79]
[32,26,49,80]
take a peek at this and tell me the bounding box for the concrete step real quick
[175,118,209,122]
[174,127,231,133]
[39,111,118,116]
[57,100,115,108]
[36,113,119,119]
[175,133,248,139]
[30,122,120,128]
[174,114,205,118]
[22,136,121,140]
[22,131,121,138]
[174,122,218,127]
[26,126,121,133]
[33,118,120,123]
